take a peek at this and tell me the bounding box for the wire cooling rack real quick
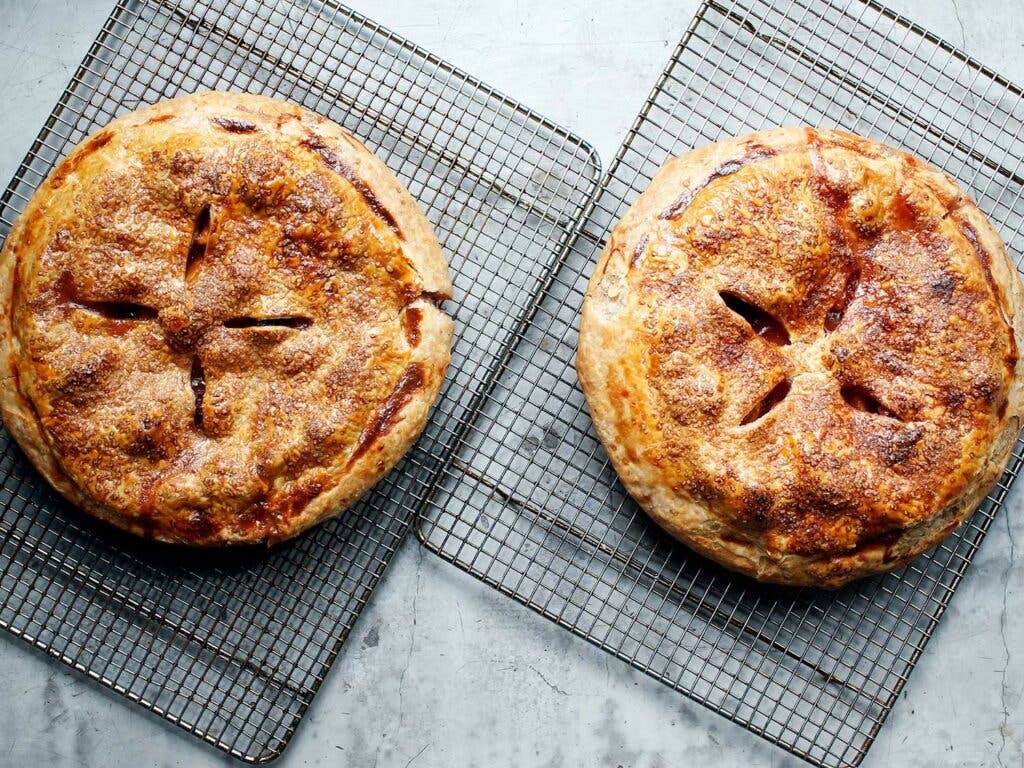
[418,0,1024,766]
[0,0,599,762]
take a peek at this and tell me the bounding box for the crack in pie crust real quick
[0,91,453,545]
[578,127,1024,587]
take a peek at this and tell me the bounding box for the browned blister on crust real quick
[578,127,1024,587]
[0,91,453,545]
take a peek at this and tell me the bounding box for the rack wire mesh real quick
[418,0,1024,765]
[0,0,600,762]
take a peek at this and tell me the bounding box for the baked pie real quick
[578,127,1024,587]
[0,91,453,545]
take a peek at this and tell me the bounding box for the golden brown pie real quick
[0,91,453,545]
[578,127,1024,587]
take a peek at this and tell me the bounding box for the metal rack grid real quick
[0,0,600,762]
[418,0,1024,766]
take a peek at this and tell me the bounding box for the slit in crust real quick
[223,316,311,329]
[720,291,790,346]
[185,204,212,281]
[741,379,791,425]
[840,383,898,419]
[190,355,206,433]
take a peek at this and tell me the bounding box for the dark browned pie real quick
[0,91,453,545]
[578,127,1024,587]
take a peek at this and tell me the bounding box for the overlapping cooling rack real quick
[0,0,600,761]
[418,0,1024,766]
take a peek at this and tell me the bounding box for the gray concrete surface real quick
[1,0,1023,766]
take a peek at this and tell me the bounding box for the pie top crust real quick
[0,91,453,545]
[578,127,1024,587]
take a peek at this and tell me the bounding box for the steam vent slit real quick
[81,301,157,320]
[190,355,206,433]
[720,291,790,345]
[824,270,860,332]
[186,204,212,280]
[223,316,312,329]
[841,384,898,419]
[740,379,791,425]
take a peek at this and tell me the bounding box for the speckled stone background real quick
[0,0,1023,766]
